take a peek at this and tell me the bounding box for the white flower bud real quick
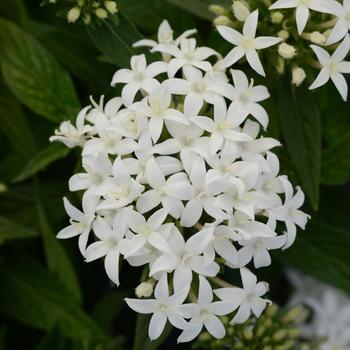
[310,31,326,45]
[209,4,227,16]
[278,30,289,40]
[232,1,250,22]
[292,67,306,86]
[135,280,155,298]
[0,183,7,193]
[105,1,118,14]
[270,11,284,24]
[214,15,234,26]
[276,57,285,74]
[95,8,108,19]
[278,43,296,59]
[67,7,81,23]
[84,14,91,24]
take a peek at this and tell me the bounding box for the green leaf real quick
[35,181,82,303]
[165,0,230,20]
[14,143,70,182]
[0,18,80,122]
[86,14,146,67]
[321,131,350,185]
[276,217,350,295]
[0,215,38,242]
[0,326,6,350]
[35,327,67,350]
[133,314,172,350]
[0,255,105,340]
[0,0,30,28]
[0,84,36,158]
[278,78,321,210]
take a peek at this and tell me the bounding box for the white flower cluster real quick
[50,20,309,343]
[288,271,350,350]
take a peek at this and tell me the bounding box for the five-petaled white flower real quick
[217,10,281,76]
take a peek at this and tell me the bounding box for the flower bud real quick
[277,30,289,40]
[209,4,227,16]
[310,31,326,45]
[278,43,296,59]
[271,12,284,24]
[292,67,306,86]
[0,183,7,193]
[95,8,108,19]
[276,57,285,74]
[67,7,81,23]
[83,14,91,24]
[273,329,287,342]
[232,1,250,22]
[135,279,155,298]
[214,15,234,26]
[105,1,118,14]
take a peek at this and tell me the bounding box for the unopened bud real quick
[276,57,285,74]
[273,329,287,342]
[282,306,307,323]
[135,279,155,298]
[243,328,253,340]
[277,30,289,40]
[105,1,118,14]
[83,14,91,24]
[278,43,296,59]
[214,15,234,26]
[209,4,227,16]
[266,303,278,317]
[275,340,294,350]
[95,8,108,19]
[0,183,7,193]
[232,1,250,22]
[292,67,306,86]
[310,31,326,45]
[271,11,284,24]
[67,7,81,23]
[288,328,301,338]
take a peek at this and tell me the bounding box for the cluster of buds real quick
[50,19,309,343]
[42,0,118,24]
[209,0,350,100]
[193,304,307,350]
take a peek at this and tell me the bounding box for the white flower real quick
[215,268,269,324]
[309,35,350,101]
[217,10,281,76]
[269,0,340,34]
[125,274,190,340]
[111,54,167,106]
[49,106,93,148]
[57,193,99,254]
[326,0,350,45]
[152,38,220,77]
[85,212,128,285]
[130,85,189,142]
[177,276,235,342]
[150,225,218,290]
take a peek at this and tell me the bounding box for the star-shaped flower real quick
[216,10,281,76]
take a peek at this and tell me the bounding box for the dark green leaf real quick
[0,215,38,242]
[278,78,321,210]
[0,18,80,122]
[133,314,172,350]
[35,327,67,350]
[14,143,70,182]
[321,131,350,185]
[0,0,30,28]
[36,181,82,303]
[0,326,5,350]
[276,217,350,295]
[86,14,146,67]
[0,255,105,340]
[165,0,230,20]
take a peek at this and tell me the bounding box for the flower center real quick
[217,121,232,131]
[299,0,310,5]
[192,80,206,93]
[329,62,339,74]
[241,38,255,50]
[140,225,152,235]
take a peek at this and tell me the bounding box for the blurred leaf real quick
[0,215,38,242]
[36,181,82,303]
[87,14,146,67]
[0,0,29,28]
[321,132,350,185]
[0,85,36,157]
[133,314,172,350]
[0,255,105,340]
[0,18,80,122]
[165,0,230,20]
[0,326,5,350]
[276,217,350,295]
[30,21,111,89]
[278,78,321,210]
[14,143,70,182]
[35,327,67,350]
[92,290,128,332]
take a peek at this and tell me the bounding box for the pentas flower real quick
[326,0,350,45]
[51,20,309,343]
[216,10,282,76]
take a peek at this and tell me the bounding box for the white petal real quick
[148,208,168,229]
[104,249,120,285]
[333,35,350,62]
[148,232,171,253]
[296,6,309,35]
[269,0,297,9]
[254,36,281,49]
[149,312,167,340]
[309,69,330,90]
[198,276,213,304]
[136,190,161,214]
[220,47,245,68]
[85,242,109,262]
[246,50,265,76]
[216,25,242,45]
[204,315,226,339]
[180,199,203,227]
[331,72,348,101]
[154,274,169,299]
[231,303,251,324]
[326,19,348,46]
[243,10,259,39]
[125,298,156,314]
[240,267,257,291]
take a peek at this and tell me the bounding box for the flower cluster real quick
[50,20,309,343]
[210,0,350,100]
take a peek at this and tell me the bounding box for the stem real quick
[189,288,198,303]
[194,223,203,230]
[209,276,236,288]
